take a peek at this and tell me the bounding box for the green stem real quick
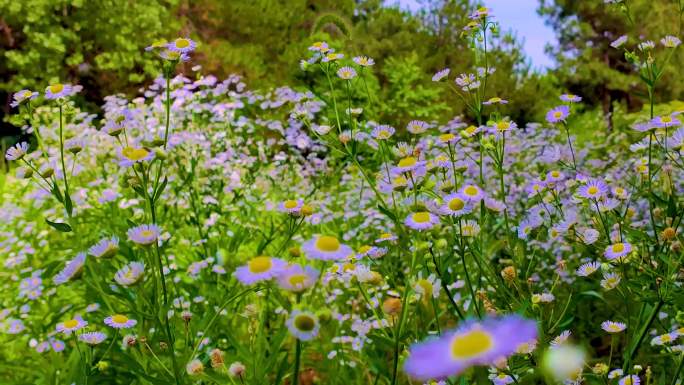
[623,300,663,371]
[292,339,302,385]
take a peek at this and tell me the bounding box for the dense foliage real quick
[1,1,684,385]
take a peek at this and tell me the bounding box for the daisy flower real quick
[407,120,430,134]
[413,273,441,301]
[89,236,119,258]
[56,316,88,335]
[560,94,582,103]
[403,314,537,380]
[127,224,161,246]
[600,272,621,290]
[650,114,681,128]
[661,35,681,48]
[440,193,472,217]
[604,242,632,260]
[337,66,357,80]
[234,256,287,284]
[276,264,319,292]
[578,179,608,200]
[79,331,107,346]
[546,105,570,124]
[576,261,600,277]
[278,199,303,215]
[371,125,395,140]
[114,262,145,287]
[432,68,450,82]
[10,89,38,107]
[104,314,137,329]
[53,253,86,285]
[375,233,398,244]
[460,184,484,202]
[393,156,424,173]
[405,211,439,231]
[353,56,375,66]
[601,320,626,333]
[286,310,320,341]
[45,83,79,99]
[460,220,480,237]
[550,330,571,348]
[5,142,29,161]
[611,35,628,48]
[118,146,154,167]
[619,375,640,385]
[651,332,678,345]
[483,97,508,105]
[167,37,197,53]
[302,235,354,261]
[309,41,330,53]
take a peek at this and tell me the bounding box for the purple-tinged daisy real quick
[337,66,357,80]
[45,83,79,99]
[460,220,480,237]
[460,184,484,202]
[550,330,571,348]
[650,114,681,128]
[276,264,319,292]
[546,105,570,124]
[560,94,582,103]
[5,142,29,161]
[483,97,508,105]
[10,89,38,107]
[576,261,600,277]
[104,314,137,329]
[375,232,398,244]
[651,332,678,345]
[618,375,640,385]
[278,199,303,215]
[302,236,353,261]
[89,236,119,258]
[79,331,107,345]
[432,68,450,82]
[127,224,161,246]
[609,369,624,380]
[234,256,287,284]
[286,310,320,341]
[353,56,375,66]
[661,35,681,48]
[114,262,145,287]
[403,314,537,380]
[405,211,439,231]
[578,179,609,200]
[393,156,424,173]
[56,316,88,335]
[604,242,632,260]
[308,41,330,53]
[53,253,86,285]
[407,120,430,134]
[167,37,197,53]
[321,52,344,62]
[601,320,626,333]
[159,49,190,62]
[600,272,621,290]
[440,193,472,217]
[371,125,395,140]
[118,146,154,167]
[611,35,628,48]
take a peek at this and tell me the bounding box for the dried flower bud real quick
[228,361,246,377]
[661,227,676,241]
[210,348,224,368]
[382,297,402,316]
[501,266,517,282]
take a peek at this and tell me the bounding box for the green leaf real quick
[45,218,72,232]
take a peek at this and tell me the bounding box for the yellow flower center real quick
[380,233,393,239]
[122,147,150,161]
[112,314,128,324]
[489,97,501,103]
[412,212,431,223]
[248,256,272,273]
[465,125,477,134]
[22,90,32,98]
[342,263,356,272]
[450,329,494,359]
[439,133,456,142]
[315,236,340,252]
[612,243,625,253]
[608,324,622,332]
[496,121,510,131]
[567,94,575,99]
[417,279,432,296]
[49,84,64,94]
[140,230,154,238]
[294,314,316,331]
[358,245,372,254]
[662,116,672,123]
[448,197,465,211]
[463,185,479,197]
[288,274,307,286]
[284,200,298,209]
[662,335,672,342]
[551,171,560,178]
[63,319,79,329]
[398,157,417,168]
[587,186,599,195]
[175,38,190,48]
[554,111,563,119]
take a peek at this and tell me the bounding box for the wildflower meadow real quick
[1,1,684,384]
